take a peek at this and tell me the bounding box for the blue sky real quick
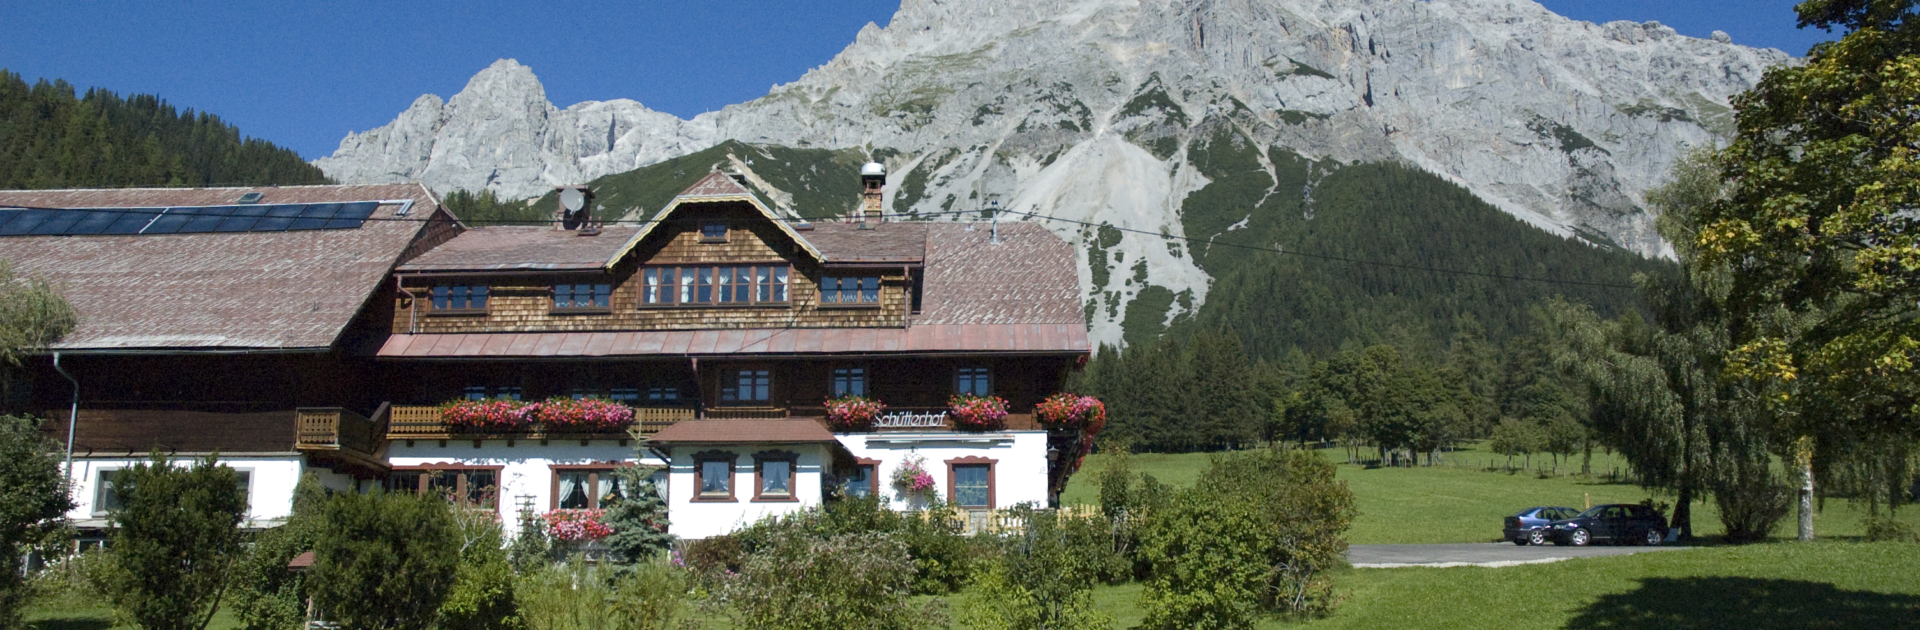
[1,1,1832,161]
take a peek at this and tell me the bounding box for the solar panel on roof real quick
[0,202,386,237]
[250,204,305,231]
[141,208,195,234]
[103,211,154,234]
[0,209,52,235]
[179,205,237,233]
[67,210,124,235]
[323,202,378,229]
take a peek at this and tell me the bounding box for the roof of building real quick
[803,222,928,264]
[915,222,1083,326]
[376,323,1090,358]
[0,184,440,351]
[398,225,642,272]
[608,171,825,265]
[646,418,838,444]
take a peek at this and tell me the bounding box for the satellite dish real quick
[560,189,586,213]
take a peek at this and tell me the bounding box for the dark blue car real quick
[1504,506,1579,545]
[1548,504,1669,546]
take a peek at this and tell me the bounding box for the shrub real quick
[715,527,944,630]
[685,534,746,576]
[517,557,692,630]
[1139,449,1356,629]
[899,501,980,595]
[102,452,248,630]
[961,505,1115,630]
[230,473,327,630]
[1713,460,1791,544]
[439,509,520,630]
[1864,516,1920,543]
[507,505,555,574]
[0,414,71,628]
[308,491,459,630]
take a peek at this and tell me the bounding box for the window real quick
[700,221,728,242]
[754,451,799,502]
[956,367,992,396]
[553,467,626,510]
[720,369,772,405]
[463,385,521,401]
[387,467,501,509]
[820,276,881,304]
[553,283,611,310]
[842,461,878,499]
[95,467,250,516]
[609,388,641,404]
[831,367,867,397]
[93,469,123,515]
[642,265,788,306]
[430,285,488,311]
[694,452,736,501]
[646,386,681,403]
[947,457,996,509]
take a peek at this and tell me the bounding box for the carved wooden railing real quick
[386,404,696,440]
[295,403,388,457]
[702,407,789,420]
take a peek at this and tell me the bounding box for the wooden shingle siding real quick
[393,204,912,334]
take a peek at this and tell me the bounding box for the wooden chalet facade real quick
[2,165,1091,539]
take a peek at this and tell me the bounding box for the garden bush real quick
[1712,459,1791,544]
[438,508,520,630]
[308,490,459,630]
[961,505,1114,630]
[685,534,746,576]
[0,414,71,628]
[102,453,249,630]
[231,473,327,630]
[1864,516,1919,543]
[1138,448,1356,629]
[715,527,944,630]
[517,557,692,630]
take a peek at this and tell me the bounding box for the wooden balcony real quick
[295,404,390,475]
[386,404,695,441]
[703,407,790,419]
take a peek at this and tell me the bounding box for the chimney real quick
[555,185,595,231]
[858,162,886,225]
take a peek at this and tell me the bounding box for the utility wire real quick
[0,203,1640,290]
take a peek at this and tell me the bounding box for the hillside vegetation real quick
[0,70,328,189]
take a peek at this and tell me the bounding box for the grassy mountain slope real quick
[523,141,871,222]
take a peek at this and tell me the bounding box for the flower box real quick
[1036,393,1107,435]
[824,395,886,432]
[439,398,535,433]
[543,508,613,542]
[948,394,1009,431]
[535,396,636,432]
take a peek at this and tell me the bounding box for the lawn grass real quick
[25,605,241,630]
[1061,442,1920,544]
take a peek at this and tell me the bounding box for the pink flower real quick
[543,508,613,541]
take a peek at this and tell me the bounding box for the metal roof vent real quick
[236,192,264,204]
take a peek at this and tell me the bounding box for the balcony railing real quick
[386,404,695,440]
[296,403,388,458]
[703,407,789,420]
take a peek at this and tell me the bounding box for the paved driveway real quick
[1347,543,1692,568]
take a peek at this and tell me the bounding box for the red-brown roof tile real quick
[804,222,927,263]
[646,418,837,444]
[914,222,1083,325]
[0,184,438,350]
[398,225,641,272]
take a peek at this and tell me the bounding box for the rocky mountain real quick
[316,0,1790,350]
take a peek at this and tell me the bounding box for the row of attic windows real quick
[425,267,890,314]
[458,365,992,407]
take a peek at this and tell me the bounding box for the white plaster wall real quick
[836,431,1051,511]
[64,456,310,527]
[388,440,663,524]
[665,444,828,539]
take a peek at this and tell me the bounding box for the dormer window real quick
[642,266,788,306]
[699,221,728,243]
[820,276,881,305]
[553,283,610,311]
[430,285,488,312]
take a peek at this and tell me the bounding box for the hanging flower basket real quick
[535,397,636,432]
[891,455,936,498]
[440,398,535,433]
[948,394,1009,431]
[824,395,886,432]
[543,508,613,542]
[1035,393,1107,435]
